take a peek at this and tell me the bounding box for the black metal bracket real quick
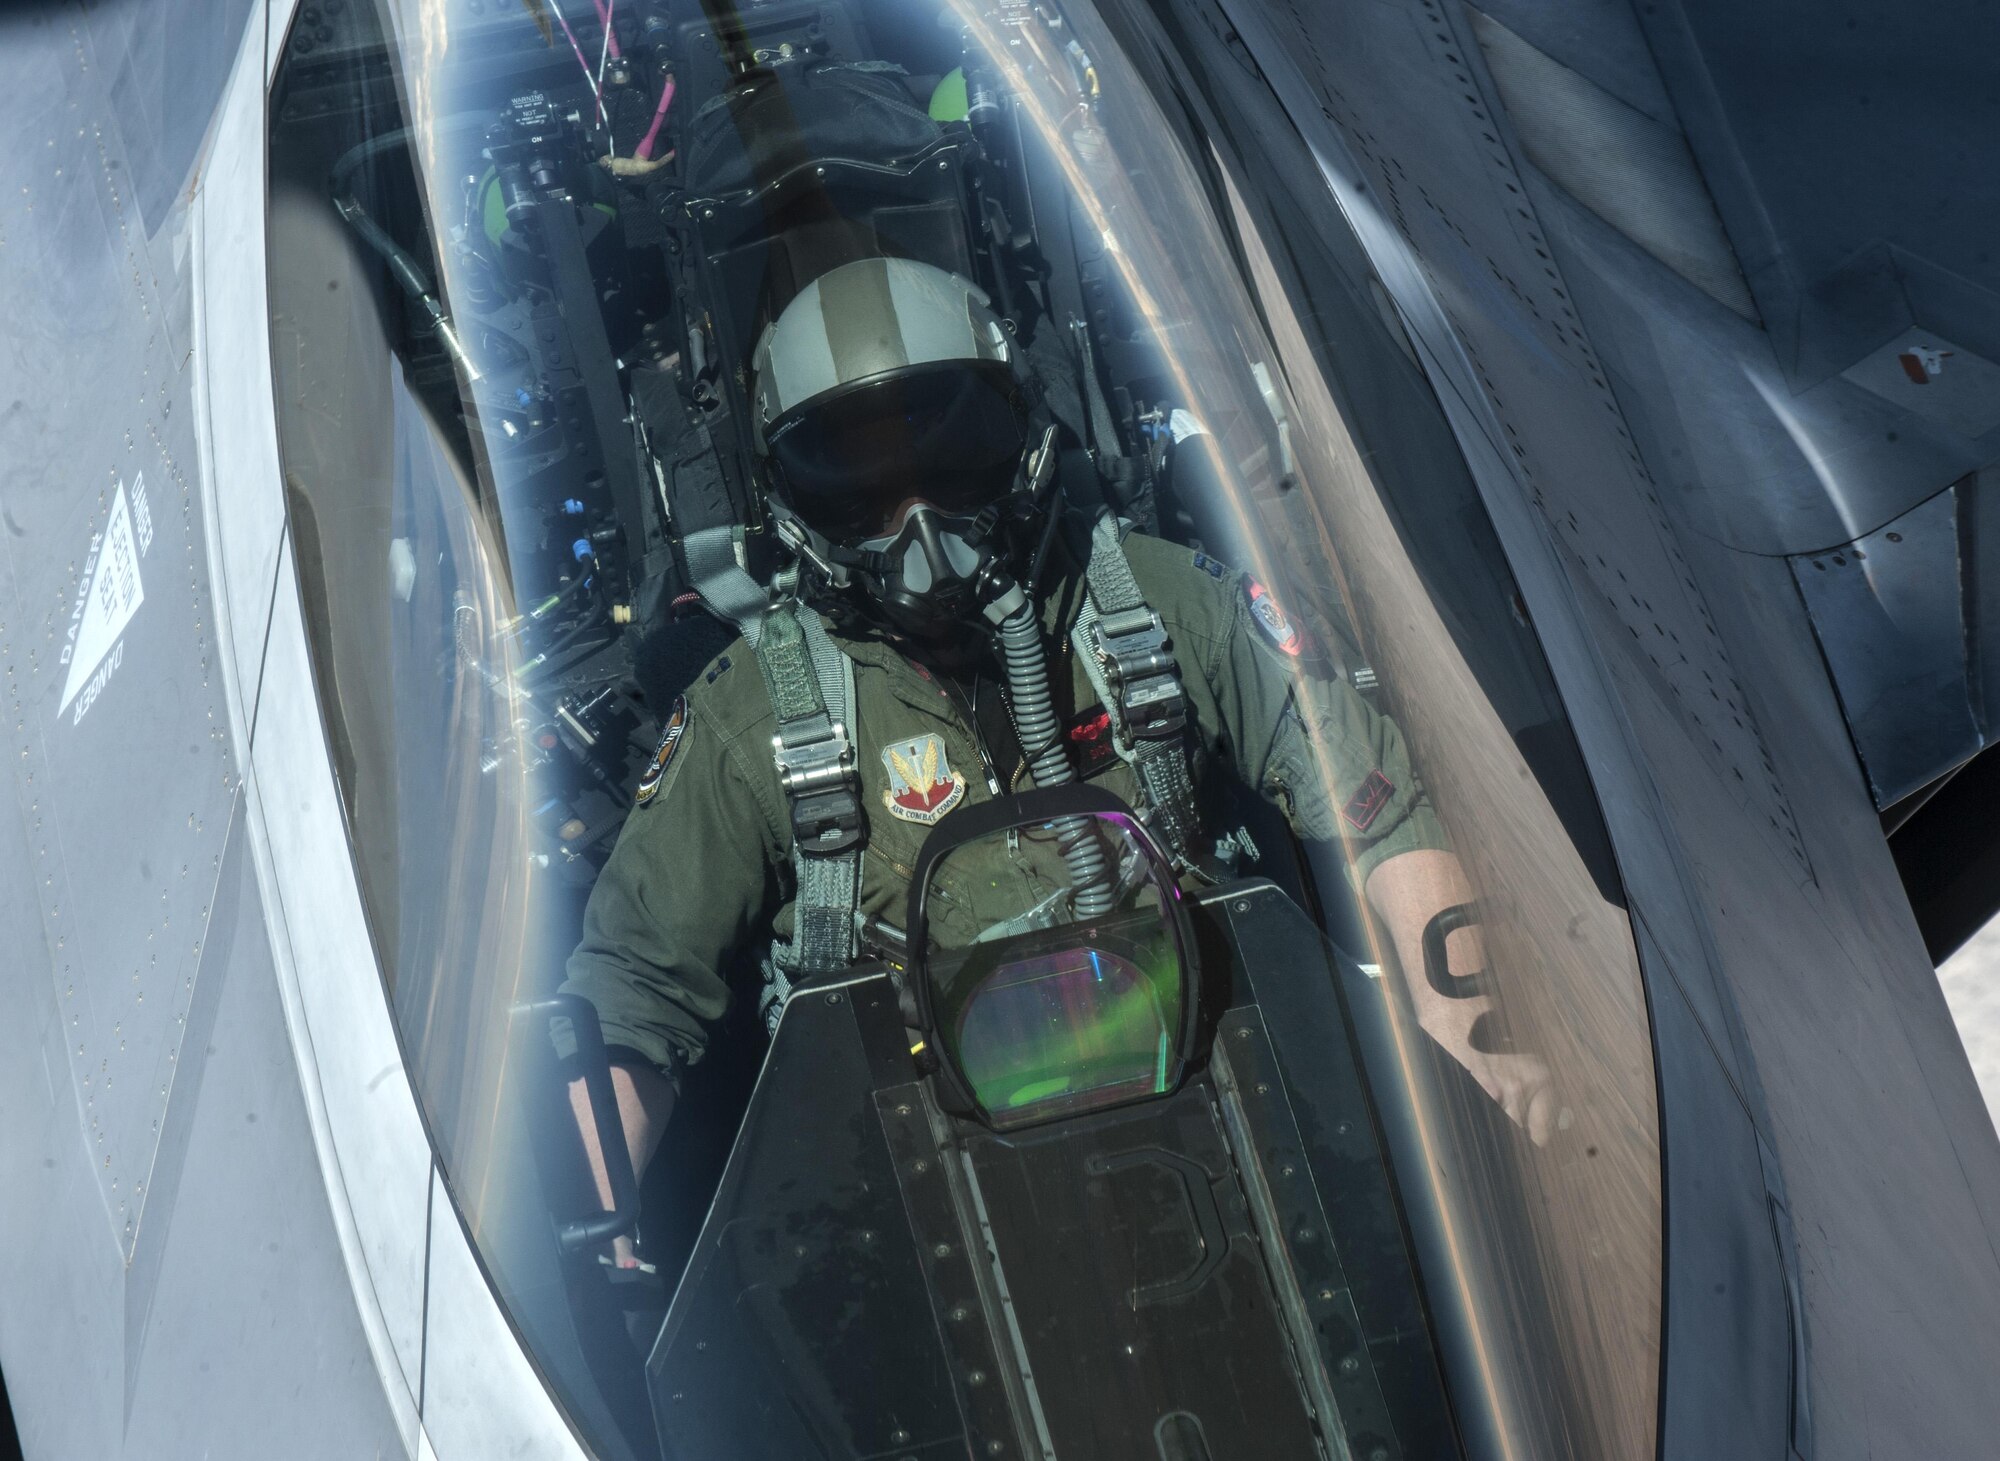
[517,992,643,1253]
[1419,901,1488,1001]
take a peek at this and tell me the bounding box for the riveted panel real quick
[1232,0,1812,880]
[0,15,239,1261]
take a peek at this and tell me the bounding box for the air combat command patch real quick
[882,733,967,825]
[634,696,689,806]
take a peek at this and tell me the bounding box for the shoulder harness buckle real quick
[771,715,865,855]
[1094,606,1187,742]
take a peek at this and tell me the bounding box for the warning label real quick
[59,481,145,717]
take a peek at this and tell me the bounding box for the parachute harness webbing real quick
[1077,515,1202,864]
[755,605,861,1028]
[685,525,770,647]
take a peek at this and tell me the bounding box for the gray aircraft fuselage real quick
[1,1,1996,1459]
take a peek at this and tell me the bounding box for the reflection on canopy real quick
[267,0,1661,1457]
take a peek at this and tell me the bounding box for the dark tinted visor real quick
[767,363,1027,538]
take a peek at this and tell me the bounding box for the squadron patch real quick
[1341,769,1396,832]
[1245,578,1303,657]
[881,733,967,825]
[634,696,690,806]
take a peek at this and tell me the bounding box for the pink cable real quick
[636,73,677,161]
[591,0,624,59]
[548,1,607,123]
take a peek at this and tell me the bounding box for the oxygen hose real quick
[986,576,1117,916]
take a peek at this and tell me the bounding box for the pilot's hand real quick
[597,1232,659,1279]
[1461,1046,1566,1148]
[1402,987,1567,1146]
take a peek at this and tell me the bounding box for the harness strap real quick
[660,397,769,645]
[753,605,863,1023]
[659,389,856,1014]
[1076,515,1203,864]
[684,525,770,647]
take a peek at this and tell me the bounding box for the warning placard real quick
[59,481,145,716]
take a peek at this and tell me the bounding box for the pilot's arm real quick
[559,692,786,1230]
[1148,537,1560,1144]
[1123,534,1441,876]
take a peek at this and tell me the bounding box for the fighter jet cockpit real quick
[265,2,1662,1457]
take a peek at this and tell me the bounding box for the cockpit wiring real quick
[547,0,609,127]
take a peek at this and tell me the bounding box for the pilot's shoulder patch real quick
[635,696,690,806]
[1191,550,1231,580]
[1244,578,1303,657]
[1341,769,1396,832]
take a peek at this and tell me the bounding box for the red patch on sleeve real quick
[1341,769,1395,832]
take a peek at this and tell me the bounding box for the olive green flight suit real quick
[562,530,1442,1076]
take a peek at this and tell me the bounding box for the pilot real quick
[562,259,1557,1235]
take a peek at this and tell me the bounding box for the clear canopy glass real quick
[266,2,1662,1457]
